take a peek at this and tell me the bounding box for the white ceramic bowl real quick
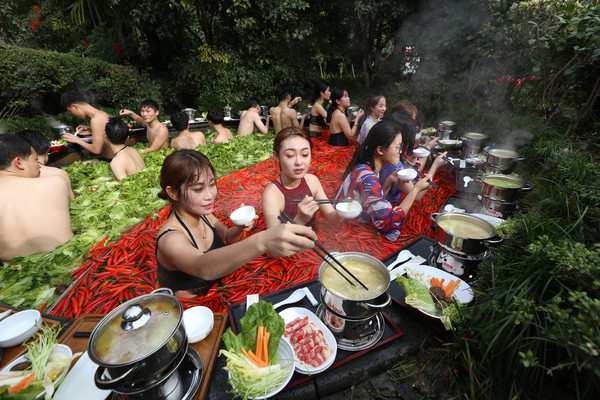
[230,206,256,226]
[335,200,362,219]
[0,310,42,347]
[412,147,430,158]
[183,306,214,343]
[397,168,418,181]
[229,338,295,399]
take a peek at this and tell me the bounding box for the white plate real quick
[2,344,74,399]
[397,265,473,319]
[279,307,337,374]
[53,351,111,400]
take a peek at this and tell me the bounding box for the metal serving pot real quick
[478,196,518,219]
[485,148,525,173]
[89,288,187,390]
[54,125,72,135]
[477,174,532,202]
[430,212,503,256]
[461,132,487,158]
[318,252,391,320]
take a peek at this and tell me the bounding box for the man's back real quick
[171,131,206,149]
[0,175,73,261]
[110,147,145,180]
[270,105,297,134]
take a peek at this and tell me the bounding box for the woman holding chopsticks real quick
[336,119,432,241]
[263,127,348,228]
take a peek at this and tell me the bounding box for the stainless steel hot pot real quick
[477,174,532,202]
[89,288,187,391]
[485,148,525,173]
[318,252,391,320]
[430,212,503,256]
[461,132,487,158]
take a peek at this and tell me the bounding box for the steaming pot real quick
[430,212,503,256]
[485,148,525,173]
[477,174,532,202]
[461,132,487,158]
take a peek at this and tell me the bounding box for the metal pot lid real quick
[89,290,182,365]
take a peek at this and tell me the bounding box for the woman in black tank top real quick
[308,81,331,137]
[155,150,316,298]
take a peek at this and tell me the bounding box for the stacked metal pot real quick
[88,289,202,400]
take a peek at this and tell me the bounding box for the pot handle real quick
[484,234,504,248]
[151,288,174,296]
[519,183,533,193]
[365,293,391,310]
[94,365,139,390]
[429,213,440,224]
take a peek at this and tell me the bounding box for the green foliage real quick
[0,46,162,119]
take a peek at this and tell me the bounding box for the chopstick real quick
[290,198,353,204]
[278,213,369,291]
[404,160,440,189]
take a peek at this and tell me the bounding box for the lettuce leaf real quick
[222,301,284,364]
[397,275,438,315]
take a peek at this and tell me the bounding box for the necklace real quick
[113,146,127,157]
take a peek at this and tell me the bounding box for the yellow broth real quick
[438,219,491,239]
[322,261,387,300]
[483,177,522,188]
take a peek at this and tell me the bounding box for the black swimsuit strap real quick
[174,211,199,249]
[199,215,213,229]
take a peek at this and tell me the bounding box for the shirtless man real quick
[269,85,307,134]
[207,110,234,144]
[60,91,112,159]
[120,100,170,153]
[237,98,270,136]
[169,111,206,149]
[15,130,74,198]
[0,134,73,261]
[104,117,145,180]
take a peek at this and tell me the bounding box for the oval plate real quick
[53,351,111,400]
[279,307,337,375]
[392,265,473,319]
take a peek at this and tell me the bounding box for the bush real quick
[0,46,163,119]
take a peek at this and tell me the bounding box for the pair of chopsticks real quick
[404,160,439,189]
[278,212,369,291]
[290,198,353,205]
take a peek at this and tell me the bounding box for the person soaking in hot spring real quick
[336,119,432,241]
[155,149,316,298]
[262,127,345,228]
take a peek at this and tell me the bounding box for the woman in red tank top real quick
[262,127,346,229]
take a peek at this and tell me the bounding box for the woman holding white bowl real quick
[155,150,316,298]
[326,88,364,146]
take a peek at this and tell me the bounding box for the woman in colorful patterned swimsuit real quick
[262,127,347,228]
[155,149,316,297]
[336,119,432,241]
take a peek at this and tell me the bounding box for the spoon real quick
[386,250,414,271]
[273,289,307,309]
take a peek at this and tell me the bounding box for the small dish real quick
[54,351,111,400]
[397,168,417,181]
[0,309,42,347]
[335,200,362,219]
[183,306,214,343]
[438,139,462,149]
[230,206,256,226]
[412,147,430,158]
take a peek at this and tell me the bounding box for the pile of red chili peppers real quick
[48,134,455,318]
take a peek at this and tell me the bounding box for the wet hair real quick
[326,88,347,123]
[171,111,189,132]
[312,81,329,102]
[342,120,404,181]
[275,85,292,102]
[15,130,50,155]
[0,134,33,169]
[140,99,160,111]
[158,149,216,209]
[246,98,260,109]
[207,110,224,124]
[105,117,129,145]
[384,112,416,156]
[60,91,89,108]
[273,127,313,155]
[390,100,417,120]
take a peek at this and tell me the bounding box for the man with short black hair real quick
[207,110,234,144]
[104,118,145,180]
[237,98,270,136]
[269,85,306,134]
[169,111,207,149]
[0,134,73,261]
[120,100,170,153]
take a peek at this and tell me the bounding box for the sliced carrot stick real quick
[444,280,460,297]
[263,331,270,365]
[256,326,264,361]
[8,373,35,394]
[247,349,268,368]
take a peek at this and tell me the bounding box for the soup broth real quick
[483,177,521,189]
[438,219,491,239]
[322,260,387,300]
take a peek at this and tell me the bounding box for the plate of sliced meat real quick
[280,307,337,375]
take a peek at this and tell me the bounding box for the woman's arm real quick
[157,223,316,281]
[262,183,285,229]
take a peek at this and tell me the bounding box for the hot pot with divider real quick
[430,212,503,256]
[88,288,187,393]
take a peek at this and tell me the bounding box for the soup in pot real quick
[483,176,522,189]
[438,219,492,239]
[322,261,387,300]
